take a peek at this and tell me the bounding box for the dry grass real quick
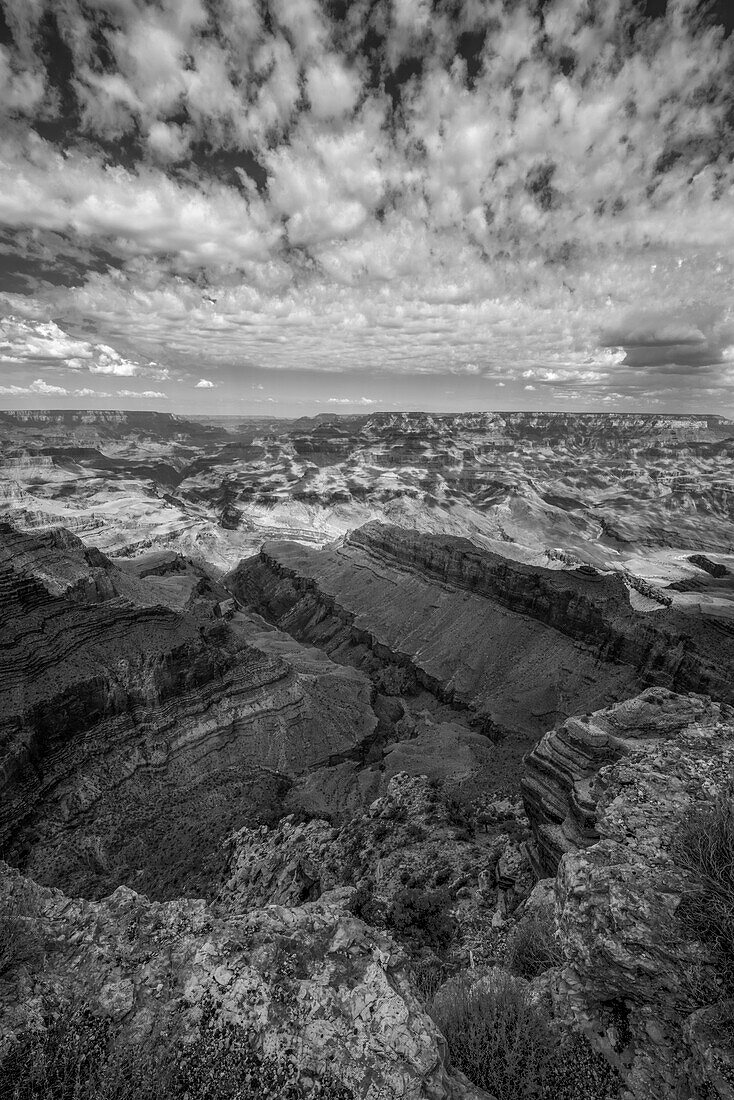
[672,789,734,998]
[505,903,561,980]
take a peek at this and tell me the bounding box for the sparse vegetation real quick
[505,903,561,980]
[388,885,455,955]
[431,971,620,1100]
[0,996,354,1100]
[672,789,734,997]
[431,970,555,1100]
[410,955,452,1006]
[373,665,417,696]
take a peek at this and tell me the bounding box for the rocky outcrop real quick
[523,690,734,1099]
[221,773,531,971]
[521,689,723,876]
[228,525,733,752]
[0,862,488,1100]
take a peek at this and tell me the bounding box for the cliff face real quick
[0,522,377,900]
[228,525,732,755]
[522,689,734,1099]
[521,689,724,876]
[347,524,734,704]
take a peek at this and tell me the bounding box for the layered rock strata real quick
[523,689,734,1098]
[228,524,732,745]
[0,522,376,898]
[521,689,723,876]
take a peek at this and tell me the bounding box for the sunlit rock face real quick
[522,689,734,1099]
[2,411,733,608]
[228,524,734,749]
[521,689,727,876]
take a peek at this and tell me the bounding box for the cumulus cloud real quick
[0,0,732,411]
[195,378,215,388]
[0,378,68,395]
[0,316,170,379]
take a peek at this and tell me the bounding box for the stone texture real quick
[0,862,489,1100]
[524,689,734,1099]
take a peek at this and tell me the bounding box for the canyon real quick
[1,410,733,1100]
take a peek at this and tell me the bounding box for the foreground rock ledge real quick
[0,865,488,1100]
[524,688,734,1099]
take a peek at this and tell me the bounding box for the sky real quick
[0,0,733,417]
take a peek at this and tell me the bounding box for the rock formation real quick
[0,522,377,900]
[522,689,734,1098]
[228,524,733,749]
[0,861,487,1100]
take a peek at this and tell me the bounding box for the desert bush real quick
[505,903,561,980]
[0,996,353,1100]
[410,955,452,1006]
[672,789,734,997]
[544,1031,621,1100]
[442,788,475,830]
[388,886,455,955]
[374,665,417,696]
[431,970,555,1100]
[348,882,387,927]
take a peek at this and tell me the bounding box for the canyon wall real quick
[0,522,377,899]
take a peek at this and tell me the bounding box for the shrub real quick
[387,886,455,955]
[505,903,561,980]
[348,883,386,927]
[374,666,417,696]
[410,955,452,1006]
[431,971,555,1100]
[0,996,354,1100]
[672,789,734,997]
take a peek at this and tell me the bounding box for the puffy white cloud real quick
[0,378,67,395]
[195,378,214,388]
[306,55,362,120]
[0,316,171,380]
[0,0,732,411]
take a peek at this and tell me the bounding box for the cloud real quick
[327,396,377,405]
[195,378,215,388]
[116,389,168,399]
[600,309,734,370]
[0,316,169,378]
[0,378,68,395]
[0,1,732,412]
